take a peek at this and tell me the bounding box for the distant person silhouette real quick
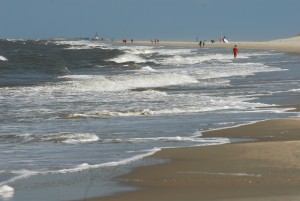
[233,45,239,59]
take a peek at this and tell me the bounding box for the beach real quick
[132,36,300,55]
[1,37,300,201]
[88,119,300,201]
[86,37,300,201]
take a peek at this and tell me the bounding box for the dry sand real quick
[132,36,300,55]
[86,37,300,201]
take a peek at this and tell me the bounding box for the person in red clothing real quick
[233,45,239,59]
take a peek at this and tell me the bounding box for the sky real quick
[0,0,300,41]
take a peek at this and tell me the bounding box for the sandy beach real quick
[86,37,300,201]
[87,118,300,201]
[132,36,300,55]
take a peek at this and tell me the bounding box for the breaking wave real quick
[0,56,8,61]
[61,73,199,92]
[1,133,100,144]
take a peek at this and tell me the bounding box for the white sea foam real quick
[20,133,100,144]
[0,56,8,61]
[140,66,157,72]
[93,109,155,117]
[53,40,111,50]
[158,53,232,66]
[288,88,300,92]
[107,95,261,116]
[118,45,156,54]
[242,51,283,57]
[60,134,100,144]
[155,48,193,56]
[0,185,14,200]
[124,46,193,56]
[0,75,279,122]
[61,73,198,92]
[6,39,25,42]
[65,109,157,118]
[72,94,271,117]
[103,136,230,144]
[108,53,147,63]
[183,62,285,80]
[154,51,282,67]
[62,113,87,119]
[56,147,162,173]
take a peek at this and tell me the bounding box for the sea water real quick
[0,39,300,201]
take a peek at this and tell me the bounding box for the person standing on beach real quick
[233,45,239,59]
[199,41,202,47]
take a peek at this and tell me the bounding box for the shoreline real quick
[88,118,300,201]
[86,37,300,201]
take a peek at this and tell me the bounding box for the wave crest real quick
[16,133,100,144]
[61,73,198,92]
[0,56,8,61]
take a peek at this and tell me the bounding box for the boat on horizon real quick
[91,33,100,41]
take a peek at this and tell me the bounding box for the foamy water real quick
[0,55,8,61]
[0,185,14,201]
[0,39,300,201]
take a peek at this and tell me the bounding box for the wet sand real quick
[87,118,300,201]
[87,37,300,201]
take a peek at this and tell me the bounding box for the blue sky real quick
[1,0,299,41]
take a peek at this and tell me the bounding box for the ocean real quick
[0,39,300,201]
